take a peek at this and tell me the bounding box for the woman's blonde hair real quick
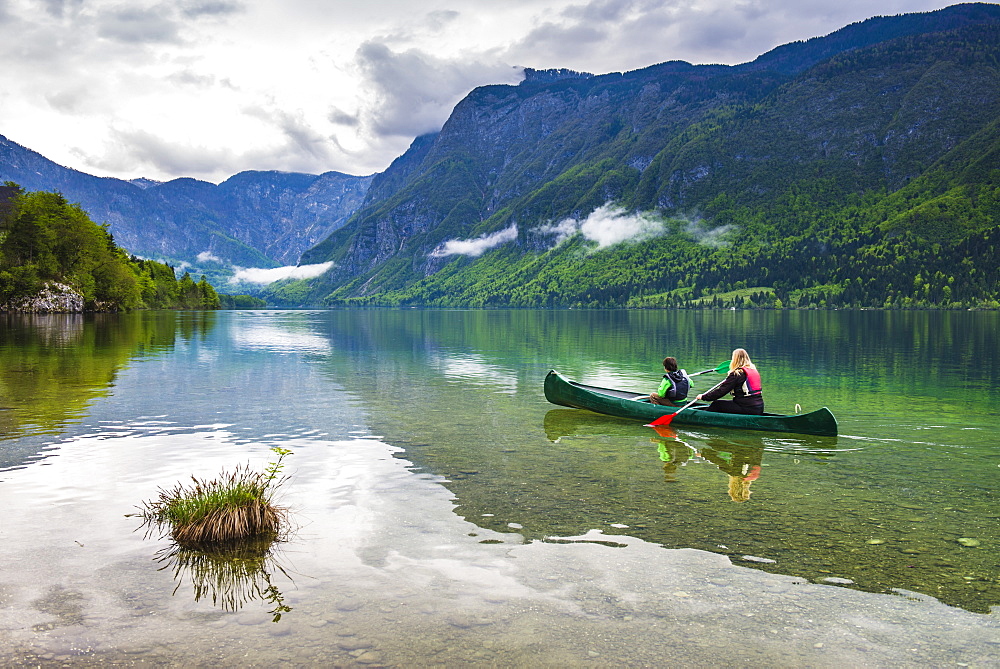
[729,348,755,372]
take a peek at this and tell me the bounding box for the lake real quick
[1,309,998,666]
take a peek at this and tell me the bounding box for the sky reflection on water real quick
[0,310,998,666]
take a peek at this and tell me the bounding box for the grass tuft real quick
[139,447,292,549]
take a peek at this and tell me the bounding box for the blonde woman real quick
[695,348,764,415]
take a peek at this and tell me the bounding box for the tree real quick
[0,184,219,311]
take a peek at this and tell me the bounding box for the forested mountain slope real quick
[287,3,1000,309]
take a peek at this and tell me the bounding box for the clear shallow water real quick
[0,309,998,666]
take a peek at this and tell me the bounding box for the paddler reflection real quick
[648,425,695,482]
[699,439,763,502]
[649,427,765,500]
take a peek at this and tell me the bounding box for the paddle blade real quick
[648,424,679,439]
[690,362,729,376]
[645,412,676,427]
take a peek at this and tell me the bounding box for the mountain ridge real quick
[288,2,1000,309]
[0,134,374,275]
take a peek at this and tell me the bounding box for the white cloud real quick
[533,219,579,246]
[580,205,664,248]
[196,250,222,263]
[429,224,518,258]
[536,204,665,249]
[682,217,735,247]
[229,262,334,285]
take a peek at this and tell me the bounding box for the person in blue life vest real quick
[695,348,764,415]
[649,356,691,406]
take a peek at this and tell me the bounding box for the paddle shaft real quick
[646,398,700,427]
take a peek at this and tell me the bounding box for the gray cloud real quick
[44,87,89,113]
[328,108,360,126]
[39,0,84,19]
[86,105,347,180]
[353,39,523,139]
[95,6,181,44]
[503,0,948,73]
[244,105,337,162]
[425,9,460,30]
[84,128,236,179]
[181,1,245,19]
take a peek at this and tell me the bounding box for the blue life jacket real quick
[663,370,690,401]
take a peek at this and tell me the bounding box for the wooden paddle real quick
[645,398,699,427]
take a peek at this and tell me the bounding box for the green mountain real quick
[283,3,1000,309]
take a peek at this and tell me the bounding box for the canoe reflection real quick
[545,408,842,502]
[543,408,644,442]
[153,537,293,622]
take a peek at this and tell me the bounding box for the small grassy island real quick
[138,447,295,621]
[138,447,293,548]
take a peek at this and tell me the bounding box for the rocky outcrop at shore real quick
[2,282,85,313]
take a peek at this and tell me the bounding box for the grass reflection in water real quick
[154,537,293,622]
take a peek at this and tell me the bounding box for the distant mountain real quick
[287,3,1000,309]
[0,135,373,272]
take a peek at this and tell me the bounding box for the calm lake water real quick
[1,309,998,666]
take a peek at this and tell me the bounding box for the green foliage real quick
[0,185,220,311]
[138,446,293,548]
[218,293,267,309]
[263,277,316,306]
[309,173,1000,310]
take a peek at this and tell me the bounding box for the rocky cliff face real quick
[0,135,373,270]
[1,282,85,313]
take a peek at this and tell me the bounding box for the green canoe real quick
[544,370,838,437]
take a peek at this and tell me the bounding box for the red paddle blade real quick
[648,424,678,439]
[645,412,676,427]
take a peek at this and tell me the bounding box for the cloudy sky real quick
[0,0,961,184]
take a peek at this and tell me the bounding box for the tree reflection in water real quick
[153,537,293,622]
